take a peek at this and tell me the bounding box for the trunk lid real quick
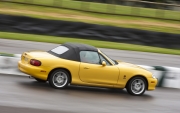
[21,51,57,64]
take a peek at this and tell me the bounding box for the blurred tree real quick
[141,0,165,2]
[141,0,178,3]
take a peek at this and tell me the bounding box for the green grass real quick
[0,32,180,55]
[3,0,180,21]
[0,2,180,34]
[0,52,15,57]
[0,2,180,55]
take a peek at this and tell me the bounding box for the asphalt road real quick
[0,74,180,113]
[0,39,180,113]
[0,39,180,67]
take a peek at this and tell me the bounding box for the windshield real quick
[100,50,118,65]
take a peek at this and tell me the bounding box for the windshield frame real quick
[99,50,118,65]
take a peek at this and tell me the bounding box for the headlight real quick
[152,74,156,78]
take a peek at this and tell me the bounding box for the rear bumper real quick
[147,77,158,90]
[18,61,48,80]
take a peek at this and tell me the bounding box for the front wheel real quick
[126,77,147,96]
[48,69,70,89]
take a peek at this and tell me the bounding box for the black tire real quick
[48,69,70,89]
[35,78,47,83]
[126,77,147,96]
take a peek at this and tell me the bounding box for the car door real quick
[79,51,119,85]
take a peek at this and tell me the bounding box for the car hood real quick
[116,61,147,70]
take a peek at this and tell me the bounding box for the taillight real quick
[30,59,41,66]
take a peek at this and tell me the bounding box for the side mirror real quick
[116,60,121,62]
[102,61,106,66]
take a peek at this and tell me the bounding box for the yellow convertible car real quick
[18,42,157,96]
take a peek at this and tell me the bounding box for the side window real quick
[99,54,111,66]
[80,51,100,64]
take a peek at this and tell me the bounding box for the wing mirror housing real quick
[116,60,121,62]
[102,61,106,66]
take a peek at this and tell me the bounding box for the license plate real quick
[24,57,28,62]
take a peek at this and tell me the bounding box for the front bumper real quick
[147,77,158,90]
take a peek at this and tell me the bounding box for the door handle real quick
[84,67,89,69]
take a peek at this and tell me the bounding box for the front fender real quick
[115,66,152,88]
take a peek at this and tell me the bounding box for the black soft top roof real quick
[49,42,98,62]
[62,42,97,52]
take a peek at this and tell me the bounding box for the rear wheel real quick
[48,69,70,89]
[126,77,147,96]
[35,78,46,83]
